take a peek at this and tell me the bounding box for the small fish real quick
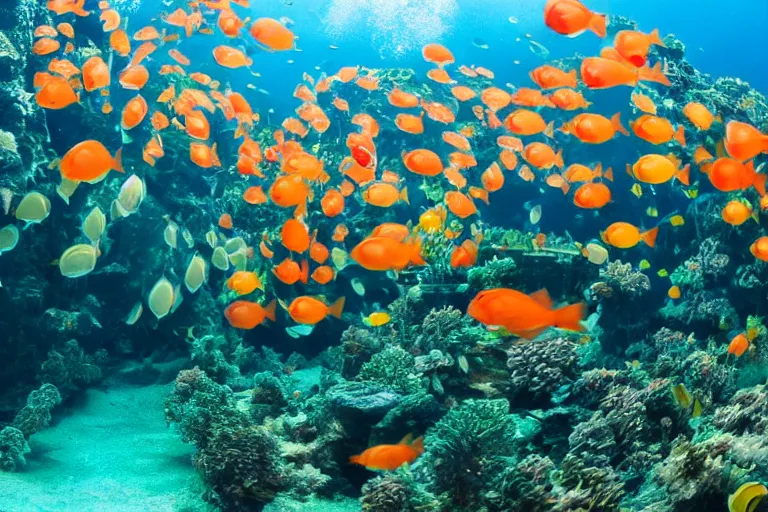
[631,183,643,198]
[528,40,550,58]
[657,269,669,277]
[669,215,685,227]
[672,383,692,409]
[646,207,658,217]
[639,259,651,270]
[363,311,391,327]
[529,204,542,225]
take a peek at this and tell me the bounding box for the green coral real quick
[420,399,519,508]
[0,427,28,472]
[360,468,436,512]
[358,346,424,394]
[467,257,520,290]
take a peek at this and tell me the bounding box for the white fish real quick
[350,277,366,296]
[529,40,550,58]
[16,192,51,228]
[184,253,208,293]
[59,244,98,278]
[164,221,179,249]
[529,204,542,225]
[286,324,314,338]
[211,246,229,271]
[508,16,518,24]
[125,302,143,325]
[56,179,79,205]
[82,206,107,243]
[117,175,146,215]
[182,228,194,248]
[148,277,175,320]
[0,225,20,254]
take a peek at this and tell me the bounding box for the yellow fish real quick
[646,206,658,217]
[363,311,391,327]
[684,188,699,199]
[639,259,651,270]
[630,183,643,198]
[657,269,669,277]
[672,383,692,409]
[670,215,685,226]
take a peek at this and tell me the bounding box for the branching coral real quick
[358,346,424,394]
[594,260,650,298]
[551,454,625,511]
[713,384,768,435]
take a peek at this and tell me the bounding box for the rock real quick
[371,392,444,444]
[326,382,402,427]
[41,308,102,343]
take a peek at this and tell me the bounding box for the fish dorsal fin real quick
[398,433,414,445]
[530,288,552,309]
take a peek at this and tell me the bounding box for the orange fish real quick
[451,239,478,268]
[311,266,335,285]
[336,66,359,83]
[143,136,164,166]
[121,95,148,130]
[130,42,157,67]
[683,102,719,131]
[356,76,379,91]
[273,258,309,285]
[190,142,221,168]
[403,149,443,176]
[561,112,628,144]
[451,86,477,102]
[629,154,690,185]
[47,0,89,16]
[157,84,176,104]
[614,29,665,67]
[427,68,453,84]
[34,25,58,38]
[227,271,263,295]
[458,65,478,77]
[510,88,555,108]
[705,158,766,194]
[499,150,519,171]
[100,9,120,32]
[523,143,564,170]
[250,17,296,51]
[445,191,477,218]
[281,218,310,253]
[480,87,512,112]
[546,173,571,194]
[371,223,411,242]
[497,136,524,152]
[243,186,268,205]
[693,146,715,165]
[564,162,610,182]
[751,237,768,262]
[185,110,211,140]
[601,222,658,248]
[444,165,467,189]
[503,110,554,137]
[82,56,110,92]
[283,296,346,325]
[217,9,247,37]
[728,332,749,357]
[168,49,191,66]
[48,58,80,80]
[388,88,420,108]
[518,165,535,182]
[35,76,79,109]
[332,224,349,243]
[213,45,252,68]
[269,174,312,215]
[218,213,233,229]
[224,300,276,329]
[309,238,330,264]
[32,38,61,56]
[581,58,671,88]
[133,26,160,41]
[530,65,578,89]
[631,115,685,146]
[351,237,425,271]
[468,287,585,339]
[119,65,149,90]
[349,435,424,471]
[395,113,425,134]
[573,182,611,209]
[332,97,349,112]
[631,91,657,115]
[362,182,409,207]
[422,101,455,123]
[352,114,380,138]
[544,0,606,37]
[481,162,505,192]
[109,29,131,56]
[60,140,122,183]
[449,152,478,170]
[469,186,490,205]
[442,131,471,152]
[724,121,768,162]
[422,43,454,66]
[476,67,495,79]
[721,200,757,226]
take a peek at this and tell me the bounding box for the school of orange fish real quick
[34,0,768,418]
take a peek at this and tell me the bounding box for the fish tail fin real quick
[589,13,607,38]
[212,143,221,167]
[612,112,629,136]
[328,296,345,319]
[544,120,555,139]
[294,201,307,218]
[604,167,614,182]
[349,455,360,465]
[568,69,578,85]
[753,170,767,197]
[674,125,686,147]
[675,165,691,186]
[753,210,760,223]
[554,302,586,332]
[114,147,124,172]
[638,62,671,87]
[400,186,410,205]
[554,149,564,169]
[412,436,424,454]
[626,163,634,178]
[560,179,570,195]
[649,28,665,47]
[263,299,277,322]
[594,162,603,178]
[300,259,309,284]
[640,226,659,248]
[409,238,427,266]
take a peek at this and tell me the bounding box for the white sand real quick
[0,384,210,512]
